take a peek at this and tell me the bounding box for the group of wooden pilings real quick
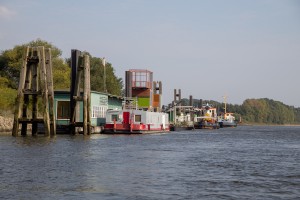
[69,50,91,135]
[12,46,56,136]
[12,47,91,136]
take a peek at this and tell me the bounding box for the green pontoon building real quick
[54,90,123,133]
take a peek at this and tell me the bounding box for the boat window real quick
[111,114,118,121]
[135,115,141,122]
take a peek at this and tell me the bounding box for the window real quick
[92,105,107,118]
[135,115,141,122]
[57,101,70,119]
[111,114,118,121]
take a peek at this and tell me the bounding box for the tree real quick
[294,108,300,124]
[240,98,296,124]
[0,77,17,114]
[89,55,123,96]
[104,62,123,96]
[66,53,123,96]
[0,39,70,89]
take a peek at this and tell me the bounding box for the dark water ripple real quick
[0,126,299,200]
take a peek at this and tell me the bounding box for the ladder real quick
[12,46,56,136]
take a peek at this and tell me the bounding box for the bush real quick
[0,87,17,113]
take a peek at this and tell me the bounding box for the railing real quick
[132,81,151,88]
[122,97,138,110]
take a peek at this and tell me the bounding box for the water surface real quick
[0,126,299,199]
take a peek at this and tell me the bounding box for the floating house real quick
[54,90,123,133]
[104,69,170,134]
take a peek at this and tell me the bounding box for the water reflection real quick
[13,135,56,147]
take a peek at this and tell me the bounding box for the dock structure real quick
[12,46,56,136]
[173,89,182,117]
[174,89,181,105]
[125,69,153,110]
[70,50,91,135]
[125,69,164,112]
[153,81,162,112]
[189,95,195,122]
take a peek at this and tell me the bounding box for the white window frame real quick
[92,105,108,118]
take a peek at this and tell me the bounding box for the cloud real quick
[0,5,16,19]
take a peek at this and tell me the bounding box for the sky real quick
[1,0,300,107]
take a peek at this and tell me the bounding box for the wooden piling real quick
[38,46,51,136]
[83,54,91,135]
[70,50,91,135]
[12,47,29,137]
[45,48,56,136]
[12,46,55,136]
[70,50,80,134]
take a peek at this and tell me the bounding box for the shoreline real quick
[0,115,13,133]
[1,115,300,135]
[238,123,300,127]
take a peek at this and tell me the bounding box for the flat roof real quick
[54,89,124,99]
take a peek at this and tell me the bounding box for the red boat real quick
[104,109,170,134]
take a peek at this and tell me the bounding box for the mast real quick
[223,95,227,113]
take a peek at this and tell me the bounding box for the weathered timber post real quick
[70,50,91,135]
[83,54,91,135]
[31,48,39,135]
[12,46,55,136]
[70,50,81,134]
[38,47,51,136]
[12,47,29,136]
[45,48,56,136]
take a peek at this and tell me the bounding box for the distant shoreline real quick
[238,123,300,127]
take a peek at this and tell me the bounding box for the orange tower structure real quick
[125,69,162,111]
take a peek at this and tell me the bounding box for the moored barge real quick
[104,109,169,134]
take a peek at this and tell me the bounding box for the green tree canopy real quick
[240,98,296,124]
[0,77,17,113]
[89,56,123,96]
[67,52,123,96]
[0,38,70,89]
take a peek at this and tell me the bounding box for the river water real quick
[0,126,299,200]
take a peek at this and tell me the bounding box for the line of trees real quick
[0,39,123,115]
[181,98,300,124]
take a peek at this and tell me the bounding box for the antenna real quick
[102,57,106,92]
